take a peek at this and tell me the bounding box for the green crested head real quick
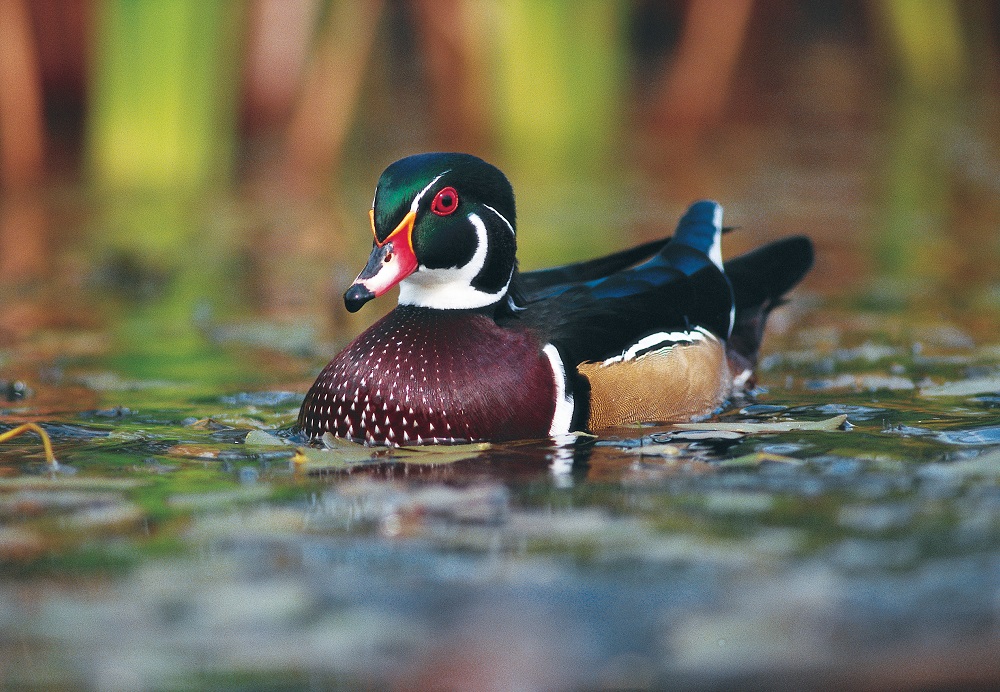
[344,153,519,313]
[373,152,515,244]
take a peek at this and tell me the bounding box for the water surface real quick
[2,90,1000,690]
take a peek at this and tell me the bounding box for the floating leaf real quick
[920,376,1000,397]
[666,430,745,441]
[187,415,265,429]
[243,430,288,447]
[292,439,492,470]
[291,445,380,470]
[167,445,222,459]
[185,418,230,431]
[320,432,363,450]
[393,442,492,466]
[674,415,849,434]
[626,443,682,457]
[719,452,803,469]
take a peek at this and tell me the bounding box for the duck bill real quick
[344,210,418,313]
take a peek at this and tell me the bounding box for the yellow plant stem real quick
[0,423,56,467]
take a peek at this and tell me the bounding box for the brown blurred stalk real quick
[0,0,45,189]
[283,0,384,192]
[243,0,320,134]
[653,0,753,133]
[0,0,47,284]
[410,0,490,153]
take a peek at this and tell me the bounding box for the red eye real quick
[431,186,459,216]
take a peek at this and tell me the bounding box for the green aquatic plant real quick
[87,0,244,191]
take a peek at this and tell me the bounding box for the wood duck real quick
[298,152,813,446]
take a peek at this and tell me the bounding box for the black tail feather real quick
[724,236,814,367]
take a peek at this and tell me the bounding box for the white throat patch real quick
[397,212,513,310]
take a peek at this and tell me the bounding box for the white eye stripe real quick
[410,171,451,213]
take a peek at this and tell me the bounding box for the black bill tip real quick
[344,283,375,313]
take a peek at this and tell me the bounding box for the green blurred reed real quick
[879,0,967,95]
[873,0,968,291]
[493,0,626,171]
[490,0,628,268]
[87,0,244,193]
[78,0,983,293]
[86,0,246,374]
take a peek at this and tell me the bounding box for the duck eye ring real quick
[430,187,459,216]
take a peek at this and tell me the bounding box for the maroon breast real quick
[298,306,557,445]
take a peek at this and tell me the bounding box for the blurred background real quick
[1,0,999,381]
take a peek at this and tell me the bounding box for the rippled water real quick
[3,97,1000,692]
[3,245,1000,690]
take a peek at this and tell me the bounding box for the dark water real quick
[3,95,1000,691]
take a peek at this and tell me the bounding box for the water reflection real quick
[0,196,47,285]
[874,92,964,295]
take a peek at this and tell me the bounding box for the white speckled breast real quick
[298,306,557,445]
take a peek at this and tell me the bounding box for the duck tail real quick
[673,200,724,270]
[723,236,814,381]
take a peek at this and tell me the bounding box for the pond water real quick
[3,87,1000,689]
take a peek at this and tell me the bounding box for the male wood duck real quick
[298,152,813,446]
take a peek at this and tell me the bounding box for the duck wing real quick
[502,201,734,366]
[515,237,669,298]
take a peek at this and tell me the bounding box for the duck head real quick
[344,152,518,312]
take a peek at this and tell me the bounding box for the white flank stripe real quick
[600,327,712,367]
[543,343,574,436]
[712,204,734,336]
